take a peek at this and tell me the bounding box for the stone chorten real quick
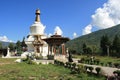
[24,9,48,57]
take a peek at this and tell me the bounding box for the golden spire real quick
[35,9,40,22]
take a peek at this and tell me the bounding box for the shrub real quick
[84,65,89,72]
[85,58,90,64]
[100,62,104,66]
[77,64,85,73]
[65,62,69,68]
[35,56,43,60]
[96,59,100,65]
[95,67,101,75]
[70,63,77,74]
[72,63,76,69]
[47,55,54,60]
[59,61,64,66]
[90,62,94,65]
[81,58,85,63]
[70,69,77,74]
[26,58,33,64]
[107,76,116,80]
[66,62,72,69]
[113,70,120,76]
[108,62,112,67]
[54,60,57,64]
[113,63,119,68]
[88,66,94,73]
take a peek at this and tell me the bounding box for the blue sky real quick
[1,0,120,42]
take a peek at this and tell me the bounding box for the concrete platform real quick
[33,60,54,64]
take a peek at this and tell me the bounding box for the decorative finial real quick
[35,9,40,22]
[55,32,57,35]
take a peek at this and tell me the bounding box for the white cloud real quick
[73,32,77,38]
[0,36,13,42]
[48,33,52,37]
[91,0,120,29]
[82,0,120,35]
[54,26,63,35]
[82,24,92,35]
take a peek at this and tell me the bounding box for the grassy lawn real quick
[0,58,106,80]
[73,55,120,64]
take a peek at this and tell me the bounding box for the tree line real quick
[79,34,120,57]
[0,37,27,54]
[81,34,120,57]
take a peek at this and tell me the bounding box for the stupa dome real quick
[30,9,45,35]
[30,22,45,35]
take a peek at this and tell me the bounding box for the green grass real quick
[0,58,106,80]
[96,56,120,63]
[73,55,120,64]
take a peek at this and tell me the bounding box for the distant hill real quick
[66,24,120,53]
[0,41,15,48]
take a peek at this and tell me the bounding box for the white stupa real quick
[30,9,45,35]
[21,9,48,58]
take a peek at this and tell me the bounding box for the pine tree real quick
[112,35,120,57]
[16,40,22,54]
[21,37,27,47]
[82,43,87,54]
[100,35,110,56]
[21,37,27,52]
[8,43,15,51]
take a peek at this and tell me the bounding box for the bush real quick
[108,62,112,67]
[70,69,77,74]
[88,66,94,73]
[77,64,85,73]
[54,60,59,65]
[95,67,101,75]
[81,58,85,63]
[100,62,104,66]
[47,55,54,60]
[72,63,76,69]
[95,59,100,65]
[26,57,34,64]
[65,62,69,68]
[113,70,120,76]
[66,62,71,69]
[54,60,57,64]
[60,61,64,66]
[114,63,120,68]
[70,63,77,74]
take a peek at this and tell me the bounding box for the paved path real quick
[73,59,120,76]
[80,63,119,76]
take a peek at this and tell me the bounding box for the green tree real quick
[21,37,27,52]
[82,43,87,54]
[0,42,2,49]
[21,37,27,48]
[86,47,92,55]
[16,40,22,54]
[8,43,15,51]
[100,35,111,56]
[82,43,92,55]
[91,45,97,55]
[112,35,120,57]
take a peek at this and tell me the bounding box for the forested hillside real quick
[66,24,120,55]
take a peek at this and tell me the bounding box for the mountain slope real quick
[66,24,120,53]
[0,41,15,48]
